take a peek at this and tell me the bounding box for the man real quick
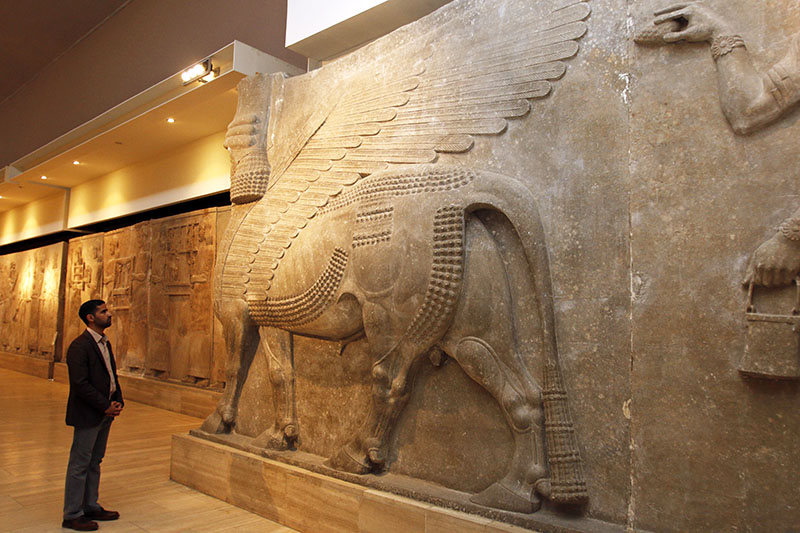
[62,300,123,531]
[653,2,800,287]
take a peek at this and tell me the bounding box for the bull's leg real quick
[252,327,299,450]
[326,348,422,473]
[326,302,425,473]
[436,213,548,513]
[442,335,546,513]
[200,298,259,433]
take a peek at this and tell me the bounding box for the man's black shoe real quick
[61,517,99,531]
[84,507,120,521]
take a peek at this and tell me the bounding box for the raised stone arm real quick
[744,207,800,287]
[654,3,797,134]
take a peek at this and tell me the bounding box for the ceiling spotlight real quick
[72,160,80,165]
[180,59,218,85]
[167,117,175,123]
[41,175,47,180]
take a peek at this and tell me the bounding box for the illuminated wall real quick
[0,243,65,359]
[0,206,226,390]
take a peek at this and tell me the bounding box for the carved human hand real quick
[743,234,800,287]
[654,3,734,43]
[224,114,263,163]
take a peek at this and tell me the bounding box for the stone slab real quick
[0,352,52,379]
[118,374,221,418]
[52,361,69,383]
[171,433,626,533]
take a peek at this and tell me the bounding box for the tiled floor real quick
[0,368,295,532]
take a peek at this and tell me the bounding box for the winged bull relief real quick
[198,0,591,513]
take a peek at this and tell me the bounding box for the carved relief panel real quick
[58,210,224,386]
[102,222,151,374]
[149,209,218,386]
[62,234,104,360]
[0,243,64,359]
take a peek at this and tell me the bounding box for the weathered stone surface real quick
[630,0,800,530]
[103,222,150,373]
[60,209,225,391]
[0,243,64,359]
[63,234,103,361]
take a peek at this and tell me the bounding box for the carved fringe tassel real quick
[542,359,588,504]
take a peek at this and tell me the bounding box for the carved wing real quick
[245,0,590,300]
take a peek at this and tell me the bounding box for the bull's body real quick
[201,165,586,512]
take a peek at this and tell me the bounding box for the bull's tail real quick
[463,171,588,505]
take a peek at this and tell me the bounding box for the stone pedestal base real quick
[0,352,53,379]
[53,362,221,418]
[171,433,622,533]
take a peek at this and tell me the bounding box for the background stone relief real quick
[58,209,225,390]
[62,234,103,362]
[0,243,64,359]
[150,209,218,386]
[103,222,150,374]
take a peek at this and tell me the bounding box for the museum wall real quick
[2,0,800,531]
[0,206,228,391]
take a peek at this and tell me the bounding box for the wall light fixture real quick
[180,60,218,85]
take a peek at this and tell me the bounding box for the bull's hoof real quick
[326,444,372,474]
[253,427,297,451]
[470,481,541,514]
[220,403,236,425]
[199,411,230,434]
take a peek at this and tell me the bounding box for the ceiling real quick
[0,0,129,104]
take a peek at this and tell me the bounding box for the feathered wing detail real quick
[245,0,590,302]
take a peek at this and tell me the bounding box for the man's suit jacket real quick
[65,330,124,428]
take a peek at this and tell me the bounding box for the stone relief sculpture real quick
[63,236,103,361]
[642,3,800,135]
[640,3,800,378]
[0,260,20,353]
[199,0,591,513]
[0,245,64,358]
[150,211,217,386]
[61,214,223,388]
[103,224,150,374]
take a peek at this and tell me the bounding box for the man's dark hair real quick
[79,299,105,325]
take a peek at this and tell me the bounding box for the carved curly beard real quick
[230,150,270,204]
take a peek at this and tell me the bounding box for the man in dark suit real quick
[62,300,123,531]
